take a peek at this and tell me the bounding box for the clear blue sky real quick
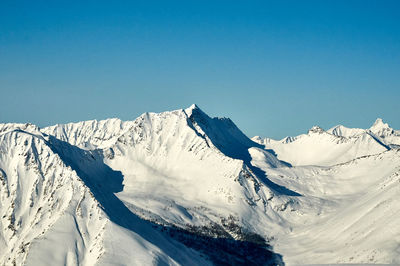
[1,1,399,139]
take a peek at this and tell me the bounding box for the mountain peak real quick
[308,126,325,134]
[185,103,200,113]
[188,103,199,110]
[184,103,206,118]
[370,118,391,134]
[371,118,389,129]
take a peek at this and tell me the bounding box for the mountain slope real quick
[1,105,285,265]
[328,118,400,148]
[253,125,390,166]
[2,105,399,265]
[0,126,225,265]
[42,118,135,150]
[100,105,295,235]
[0,126,106,265]
[268,150,400,264]
[40,105,400,264]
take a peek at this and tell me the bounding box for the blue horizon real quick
[1,1,399,139]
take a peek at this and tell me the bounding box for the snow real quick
[252,126,388,166]
[269,150,400,264]
[0,122,210,266]
[42,118,135,150]
[327,118,400,147]
[1,105,399,265]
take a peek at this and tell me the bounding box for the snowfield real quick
[1,104,399,265]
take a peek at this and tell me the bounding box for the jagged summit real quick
[182,104,268,163]
[184,103,210,120]
[308,126,325,134]
[186,103,200,111]
[0,122,41,135]
[327,118,393,138]
[328,124,365,138]
[324,118,399,148]
[370,118,392,135]
[42,118,133,149]
[371,118,388,129]
[253,118,398,166]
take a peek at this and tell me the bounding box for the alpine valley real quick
[1,104,399,265]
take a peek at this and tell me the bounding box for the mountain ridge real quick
[1,104,399,265]
[252,117,398,166]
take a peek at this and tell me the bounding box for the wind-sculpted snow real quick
[1,105,399,265]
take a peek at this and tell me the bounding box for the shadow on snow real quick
[187,107,300,197]
[46,135,284,266]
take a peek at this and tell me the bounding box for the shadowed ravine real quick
[46,135,284,265]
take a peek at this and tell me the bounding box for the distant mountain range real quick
[1,104,399,265]
[252,117,399,166]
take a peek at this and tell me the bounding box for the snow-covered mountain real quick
[0,122,215,266]
[252,119,400,166]
[328,118,400,148]
[42,118,136,150]
[1,105,399,265]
